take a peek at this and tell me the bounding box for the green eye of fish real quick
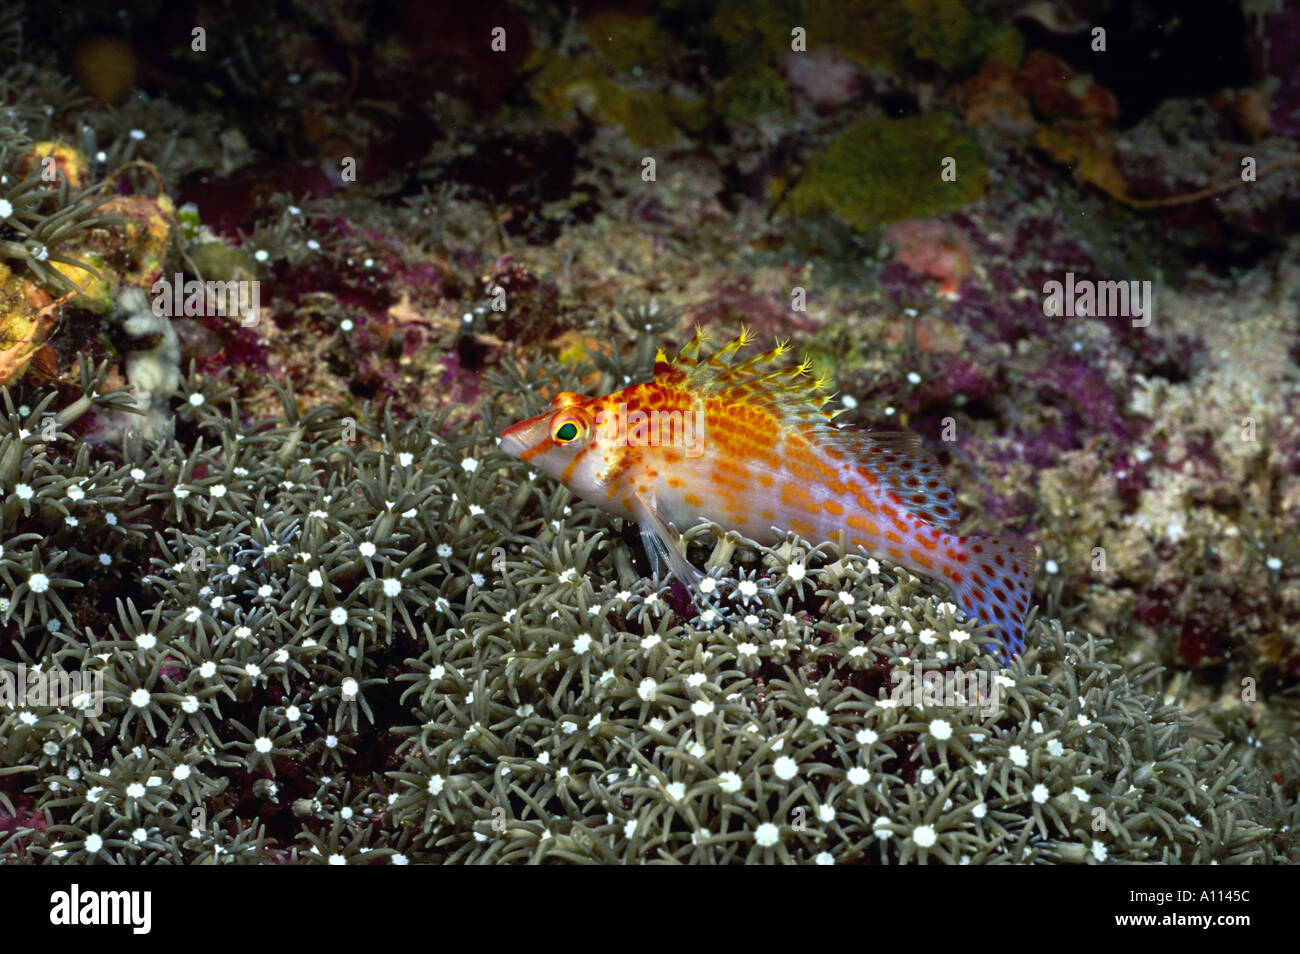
[552,419,582,443]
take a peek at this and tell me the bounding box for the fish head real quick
[499,391,612,497]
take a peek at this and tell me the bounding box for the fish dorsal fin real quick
[655,326,842,427]
[835,429,963,532]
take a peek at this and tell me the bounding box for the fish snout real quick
[498,417,545,460]
[498,425,528,459]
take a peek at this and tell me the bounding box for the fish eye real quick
[550,414,588,445]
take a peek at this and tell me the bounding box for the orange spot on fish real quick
[780,482,818,514]
[855,466,879,485]
[847,515,880,536]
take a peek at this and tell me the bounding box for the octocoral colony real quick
[0,0,1298,871]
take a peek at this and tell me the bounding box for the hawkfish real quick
[498,329,1035,660]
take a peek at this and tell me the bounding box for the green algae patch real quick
[719,65,790,119]
[898,0,1017,72]
[714,0,1016,73]
[713,0,814,66]
[526,49,706,146]
[583,13,680,73]
[982,19,1025,69]
[48,249,114,313]
[603,86,707,147]
[188,241,260,284]
[804,0,909,68]
[789,113,985,229]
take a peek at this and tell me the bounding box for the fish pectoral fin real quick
[634,490,704,590]
[639,523,664,580]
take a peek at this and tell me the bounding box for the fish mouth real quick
[497,422,531,459]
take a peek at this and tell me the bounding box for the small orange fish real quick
[499,329,1035,660]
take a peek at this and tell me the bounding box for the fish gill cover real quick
[0,0,1297,866]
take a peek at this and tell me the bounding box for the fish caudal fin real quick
[950,536,1036,662]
